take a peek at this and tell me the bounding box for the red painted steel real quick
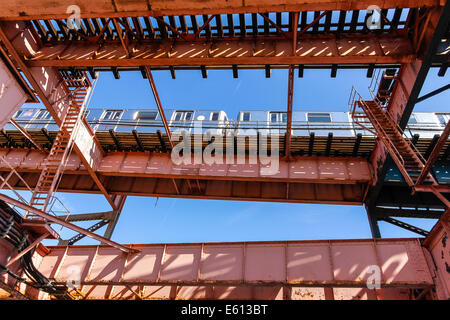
[0,149,372,204]
[144,67,173,148]
[23,34,415,68]
[0,58,28,129]
[0,149,372,183]
[422,214,450,300]
[9,119,46,152]
[285,65,294,158]
[28,238,434,300]
[0,0,436,20]
[352,99,437,187]
[0,193,138,254]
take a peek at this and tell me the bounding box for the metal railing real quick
[0,155,71,218]
[348,87,407,175]
[367,71,429,167]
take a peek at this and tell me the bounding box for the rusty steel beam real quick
[415,186,450,209]
[103,194,127,240]
[32,238,434,300]
[0,149,372,205]
[5,232,49,268]
[0,193,137,253]
[0,44,37,103]
[292,12,299,55]
[144,67,173,148]
[24,33,415,68]
[55,211,113,222]
[415,120,450,186]
[9,119,46,153]
[285,65,294,158]
[112,18,130,58]
[378,216,429,236]
[0,149,372,184]
[0,1,438,21]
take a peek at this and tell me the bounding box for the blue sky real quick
[20,66,448,245]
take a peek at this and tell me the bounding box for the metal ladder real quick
[27,72,92,217]
[349,66,439,188]
[353,98,438,187]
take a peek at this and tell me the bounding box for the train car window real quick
[211,112,219,121]
[135,111,158,120]
[408,114,417,124]
[174,112,182,121]
[36,109,51,120]
[14,110,24,118]
[269,112,287,122]
[436,113,448,125]
[270,113,277,122]
[174,111,193,121]
[270,112,285,122]
[307,113,331,122]
[242,112,250,121]
[102,110,123,120]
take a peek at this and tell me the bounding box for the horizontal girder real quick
[31,238,434,299]
[26,33,415,68]
[0,1,438,20]
[0,149,372,204]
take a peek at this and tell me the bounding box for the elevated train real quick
[4,107,450,184]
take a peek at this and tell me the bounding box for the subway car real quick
[9,107,449,139]
[236,110,355,136]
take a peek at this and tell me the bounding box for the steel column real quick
[285,65,294,158]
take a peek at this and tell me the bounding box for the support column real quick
[365,5,450,226]
[103,195,127,240]
[366,205,381,239]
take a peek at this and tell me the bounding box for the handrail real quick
[367,70,430,170]
[368,77,428,167]
[348,87,406,171]
[0,155,71,218]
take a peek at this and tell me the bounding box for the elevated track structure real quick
[0,0,449,300]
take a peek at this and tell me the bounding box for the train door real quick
[209,111,229,135]
[268,111,287,135]
[171,110,194,134]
